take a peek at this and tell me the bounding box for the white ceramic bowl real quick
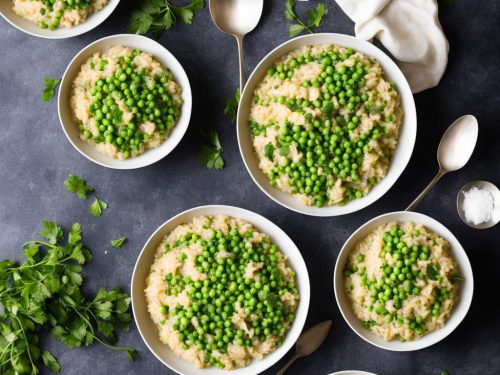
[237,33,417,217]
[0,0,120,39]
[131,205,310,375]
[333,211,474,351]
[329,371,377,375]
[58,34,192,169]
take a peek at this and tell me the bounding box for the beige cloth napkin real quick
[335,0,449,93]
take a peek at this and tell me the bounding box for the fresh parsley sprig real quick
[41,77,61,103]
[285,0,327,37]
[130,0,205,36]
[223,88,240,124]
[64,174,94,200]
[0,221,136,374]
[199,129,224,170]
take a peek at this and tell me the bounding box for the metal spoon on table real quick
[209,0,263,91]
[406,115,478,211]
[276,320,332,375]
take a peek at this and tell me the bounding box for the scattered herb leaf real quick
[42,77,61,102]
[89,198,108,217]
[449,274,464,281]
[279,144,290,157]
[285,0,327,37]
[130,0,205,36]
[224,88,240,124]
[111,237,127,248]
[200,129,224,170]
[426,265,439,280]
[64,174,94,200]
[264,143,275,161]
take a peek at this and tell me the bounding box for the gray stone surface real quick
[1,0,499,374]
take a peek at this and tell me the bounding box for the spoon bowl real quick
[209,0,263,90]
[406,114,478,211]
[209,0,263,36]
[437,114,479,172]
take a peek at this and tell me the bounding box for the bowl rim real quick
[236,33,417,217]
[131,205,311,375]
[57,33,192,169]
[333,210,474,351]
[0,0,121,39]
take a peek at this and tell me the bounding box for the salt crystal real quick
[463,186,494,225]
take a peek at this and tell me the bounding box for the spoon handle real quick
[275,352,300,375]
[235,34,245,91]
[406,169,446,211]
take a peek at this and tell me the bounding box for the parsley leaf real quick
[111,237,127,248]
[68,223,82,246]
[321,101,334,119]
[41,77,61,103]
[130,0,205,36]
[41,350,61,372]
[89,198,108,217]
[285,0,327,37]
[426,265,439,280]
[449,274,464,281]
[64,174,94,200]
[200,129,225,170]
[223,88,240,124]
[279,144,290,157]
[39,220,63,244]
[264,143,275,161]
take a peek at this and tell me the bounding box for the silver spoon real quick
[276,320,332,375]
[209,0,263,91]
[406,115,478,211]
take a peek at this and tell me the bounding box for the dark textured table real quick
[1,1,499,374]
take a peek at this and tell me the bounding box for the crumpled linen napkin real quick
[335,0,449,93]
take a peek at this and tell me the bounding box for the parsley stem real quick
[12,314,36,373]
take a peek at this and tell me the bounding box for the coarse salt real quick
[463,186,494,225]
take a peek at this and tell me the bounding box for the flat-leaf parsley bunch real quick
[0,221,136,374]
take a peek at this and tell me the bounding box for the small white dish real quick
[329,371,377,375]
[131,205,310,375]
[237,33,417,217]
[58,34,192,169]
[0,0,120,39]
[333,211,473,351]
[457,180,500,229]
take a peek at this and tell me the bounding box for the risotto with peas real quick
[70,45,183,160]
[12,0,109,30]
[145,215,299,369]
[249,44,403,207]
[343,222,464,341]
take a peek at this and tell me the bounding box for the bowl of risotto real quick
[0,0,120,39]
[333,211,473,351]
[131,205,310,374]
[58,34,192,169]
[237,33,416,216]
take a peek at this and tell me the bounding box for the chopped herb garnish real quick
[111,237,127,248]
[64,174,94,200]
[224,88,240,124]
[285,0,327,37]
[41,77,60,102]
[200,129,225,170]
[89,198,108,217]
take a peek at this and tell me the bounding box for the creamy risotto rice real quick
[249,44,403,207]
[13,0,109,30]
[344,222,463,341]
[145,215,299,369]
